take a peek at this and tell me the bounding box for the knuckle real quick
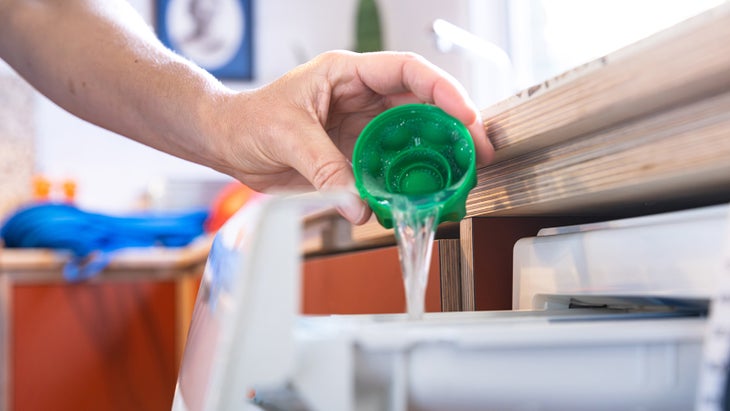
[310,160,350,190]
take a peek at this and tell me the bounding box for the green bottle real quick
[353,104,477,229]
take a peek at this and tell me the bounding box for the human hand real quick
[208,50,494,225]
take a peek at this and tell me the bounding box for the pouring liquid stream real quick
[391,195,439,321]
[351,104,476,320]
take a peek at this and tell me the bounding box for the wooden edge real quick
[0,247,209,285]
[0,235,212,272]
[0,275,10,411]
[175,275,198,365]
[303,213,396,255]
[459,218,475,311]
[302,213,355,255]
[351,218,395,246]
[467,90,730,219]
[438,239,462,312]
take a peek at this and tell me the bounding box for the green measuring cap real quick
[353,104,477,229]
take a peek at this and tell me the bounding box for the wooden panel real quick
[437,239,462,312]
[0,275,9,411]
[175,274,202,362]
[11,281,178,411]
[458,218,475,311]
[302,242,449,315]
[468,90,730,219]
[482,3,730,163]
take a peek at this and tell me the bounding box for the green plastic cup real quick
[353,104,477,229]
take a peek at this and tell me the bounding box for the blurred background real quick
[0,0,724,217]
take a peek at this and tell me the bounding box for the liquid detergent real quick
[353,104,476,319]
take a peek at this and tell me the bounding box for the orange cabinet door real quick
[302,239,460,315]
[11,281,178,411]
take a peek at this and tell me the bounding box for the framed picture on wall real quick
[155,0,253,80]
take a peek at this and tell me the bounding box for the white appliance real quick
[171,193,728,411]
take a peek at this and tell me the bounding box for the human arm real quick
[0,0,227,169]
[0,0,494,224]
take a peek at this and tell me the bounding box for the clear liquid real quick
[391,196,439,321]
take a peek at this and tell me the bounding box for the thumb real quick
[289,125,372,225]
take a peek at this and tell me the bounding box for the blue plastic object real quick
[1,203,208,281]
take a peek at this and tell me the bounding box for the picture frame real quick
[155,0,253,80]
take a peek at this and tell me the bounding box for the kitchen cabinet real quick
[0,244,208,411]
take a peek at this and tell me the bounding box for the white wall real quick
[31,0,476,212]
